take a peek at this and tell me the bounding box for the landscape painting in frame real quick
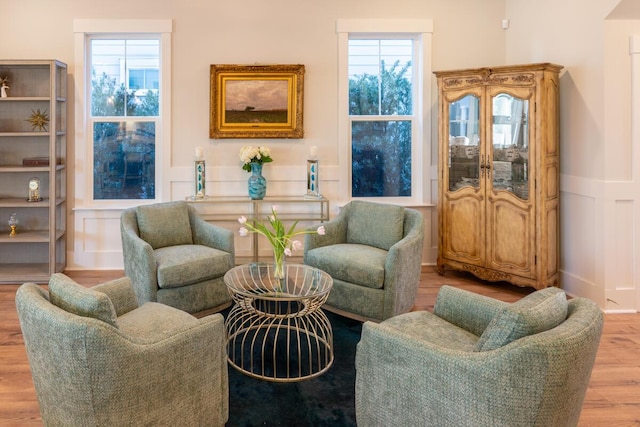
[209,64,304,138]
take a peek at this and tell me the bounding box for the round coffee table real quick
[224,263,334,382]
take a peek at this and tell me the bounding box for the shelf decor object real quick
[0,76,8,98]
[26,108,49,131]
[434,63,562,290]
[194,146,206,200]
[27,177,43,202]
[0,59,67,284]
[209,64,305,139]
[8,213,18,236]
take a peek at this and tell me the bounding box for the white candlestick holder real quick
[194,159,206,199]
[305,158,321,199]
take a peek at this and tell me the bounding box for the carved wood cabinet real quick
[434,63,562,289]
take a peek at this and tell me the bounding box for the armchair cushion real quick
[475,286,568,351]
[380,310,479,351]
[92,276,139,316]
[49,274,119,328]
[304,243,387,289]
[434,285,508,336]
[117,302,200,342]
[136,201,193,249]
[346,202,404,250]
[155,245,234,289]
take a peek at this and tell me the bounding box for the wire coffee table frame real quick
[224,263,334,382]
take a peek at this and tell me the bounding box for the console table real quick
[186,196,330,261]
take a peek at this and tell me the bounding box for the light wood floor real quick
[1,267,639,426]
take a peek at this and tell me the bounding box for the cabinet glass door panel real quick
[448,94,480,192]
[492,93,529,200]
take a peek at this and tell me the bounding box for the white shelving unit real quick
[0,60,67,284]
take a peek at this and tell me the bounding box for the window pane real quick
[351,120,411,197]
[93,121,156,200]
[146,69,159,89]
[492,93,530,200]
[348,39,413,116]
[91,39,159,117]
[448,95,480,192]
[129,69,144,89]
[380,59,412,115]
[349,73,379,115]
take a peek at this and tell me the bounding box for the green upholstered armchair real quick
[121,200,234,314]
[15,273,229,427]
[355,286,604,427]
[304,200,424,322]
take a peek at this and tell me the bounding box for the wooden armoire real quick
[434,63,562,289]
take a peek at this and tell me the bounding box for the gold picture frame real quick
[209,64,305,139]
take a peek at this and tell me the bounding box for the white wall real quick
[1,0,506,271]
[505,0,640,311]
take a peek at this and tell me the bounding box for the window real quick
[90,38,159,200]
[337,19,432,204]
[349,39,413,197]
[74,19,172,205]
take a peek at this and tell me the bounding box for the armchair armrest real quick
[381,208,424,318]
[189,208,235,256]
[304,214,348,252]
[433,286,507,336]
[120,209,158,304]
[92,277,139,316]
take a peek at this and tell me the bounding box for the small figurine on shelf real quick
[0,76,9,98]
[8,213,18,237]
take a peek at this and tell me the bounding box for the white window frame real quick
[337,19,432,206]
[73,19,172,208]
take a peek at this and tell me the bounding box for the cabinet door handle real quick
[479,155,492,178]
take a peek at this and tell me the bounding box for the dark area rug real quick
[224,310,362,427]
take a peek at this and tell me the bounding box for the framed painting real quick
[209,64,305,139]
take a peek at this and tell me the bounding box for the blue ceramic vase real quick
[248,162,267,200]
